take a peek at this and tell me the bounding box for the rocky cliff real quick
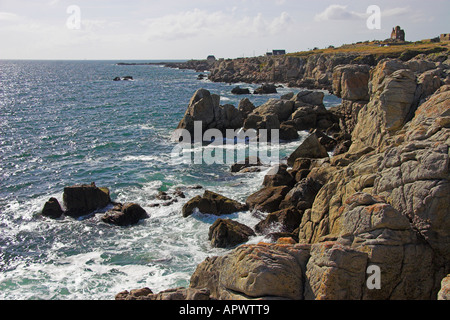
[118,52,450,300]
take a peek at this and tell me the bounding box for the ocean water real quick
[0,60,341,300]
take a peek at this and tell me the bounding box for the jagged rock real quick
[249,98,295,122]
[287,133,329,166]
[291,90,325,106]
[41,197,63,219]
[230,156,262,173]
[243,113,280,133]
[254,84,277,94]
[279,123,299,140]
[238,98,255,119]
[231,86,251,95]
[280,178,323,211]
[305,242,368,300]
[182,190,248,217]
[189,243,311,300]
[209,219,256,248]
[281,92,294,100]
[174,89,244,140]
[246,186,290,213]
[254,207,302,234]
[262,164,295,188]
[332,64,371,101]
[350,59,417,153]
[101,203,149,226]
[63,183,111,218]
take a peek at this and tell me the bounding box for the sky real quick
[0,0,449,60]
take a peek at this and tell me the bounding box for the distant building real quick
[266,49,286,56]
[391,26,405,41]
[440,34,450,42]
[207,55,216,63]
[272,50,286,56]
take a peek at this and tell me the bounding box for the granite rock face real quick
[189,243,311,300]
[120,56,450,300]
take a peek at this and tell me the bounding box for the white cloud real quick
[314,5,366,22]
[0,12,20,21]
[141,9,293,41]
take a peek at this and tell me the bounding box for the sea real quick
[0,60,341,300]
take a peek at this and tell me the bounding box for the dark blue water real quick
[0,60,341,299]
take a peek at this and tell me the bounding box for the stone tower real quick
[391,26,405,41]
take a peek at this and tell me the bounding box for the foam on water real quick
[0,60,338,300]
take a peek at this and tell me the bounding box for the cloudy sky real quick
[0,0,448,60]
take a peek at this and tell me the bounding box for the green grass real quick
[287,41,449,61]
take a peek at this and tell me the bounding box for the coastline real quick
[114,41,450,300]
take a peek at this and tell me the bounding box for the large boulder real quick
[101,203,149,227]
[350,59,417,153]
[249,98,295,122]
[182,190,248,217]
[208,219,256,248]
[292,90,325,106]
[254,207,302,234]
[262,164,295,188]
[246,186,290,213]
[238,98,255,119]
[280,178,323,211]
[174,89,244,140]
[231,86,251,95]
[230,156,262,173]
[254,83,277,94]
[41,197,63,219]
[287,133,329,167]
[189,243,311,300]
[63,183,111,218]
[332,64,371,101]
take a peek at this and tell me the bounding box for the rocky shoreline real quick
[42,48,450,300]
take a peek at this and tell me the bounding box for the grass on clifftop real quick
[288,40,450,61]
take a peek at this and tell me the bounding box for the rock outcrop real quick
[62,183,111,218]
[120,54,450,301]
[182,190,248,218]
[41,197,64,219]
[101,203,149,227]
[209,219,256,248]
[174,89,244,140]
[189,243,311,300]
[174,88,340,143]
